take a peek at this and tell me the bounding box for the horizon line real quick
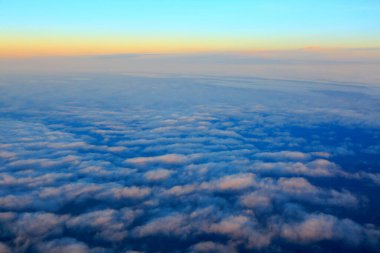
[2,46,380,59]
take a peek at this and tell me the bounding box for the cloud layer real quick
[0,74,380,252]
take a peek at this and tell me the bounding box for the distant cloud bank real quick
[1,48,380,85]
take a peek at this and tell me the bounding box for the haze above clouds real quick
[1,48,380,85]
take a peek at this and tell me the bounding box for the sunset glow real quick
[1,0,379,57]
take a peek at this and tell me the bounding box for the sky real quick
[1,2,380,252]
[1,0,380,57]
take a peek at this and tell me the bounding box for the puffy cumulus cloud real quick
[78,165,137,179]
[161,173,257,196]
[133,214,190,237]
[33,141,93,151]
[353,172,380,186]
[307,159,341,173]
[0,212,69,252]
[233,175,359,209]
[0,194,35,211]
[132,210,274,250]
[163,183,199,196]
[0,151,17,160]
[327,189,359,207]
[280,214,337,243]
[66,208,141,242]
[35,238,91,253]
[99,186,152,200]
[188,241,235,253]
[1,74,380,252]
[239,192,273,211]
[272,177,359,207]
[38,183,104,206]
[213,173,256,191]
[0,172,73,188]
[35,183,151,211]
[204,215,273,249]
[255,151,310,161]
[277,177,318,194]
[5,155,80,171]
[13,212,68,238]
[250,158,342,177]
[367,173,380,186]
[310,151,331,158]
[144,169,173,181]
[206,215,251,235]
[125,154,188,165]
[0,243,11,253]
[279,213,380,246]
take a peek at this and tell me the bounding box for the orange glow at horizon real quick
[1,34,379,58]
[0,35,265,58]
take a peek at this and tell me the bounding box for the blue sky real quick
[1,0,380,56]
[1,0,379,35]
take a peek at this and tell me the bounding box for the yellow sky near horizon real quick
[2,33,380,58]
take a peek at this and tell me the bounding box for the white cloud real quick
[144,169,173,181]
[36,238,90,253]
[256,151,310,161]
[125,154,188,165]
